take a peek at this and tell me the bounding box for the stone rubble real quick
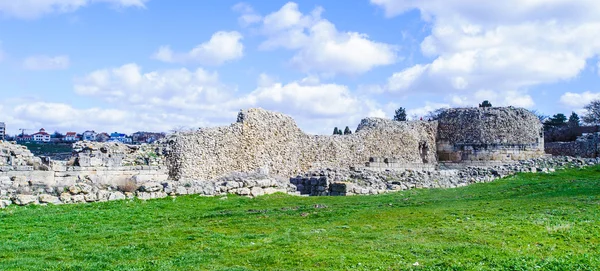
[292,156,600,196]
[0,141,43,170]
[1,156,598,207]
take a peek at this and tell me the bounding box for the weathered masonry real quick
[436,107,545,166]
[165,108,438,182]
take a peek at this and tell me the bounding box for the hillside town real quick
[0,123,165,145]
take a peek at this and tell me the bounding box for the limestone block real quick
[0,200,11,208]
[38,194,61,204]
[139,182,163,192]
[13,194,38,206]
[136,192,151,200]
[250,187,264,197]
[59,193,72,203]
[108,191,126,201]
[84,193,98,202]
[237,187,251,196]
[175,186,188,195]
[97,190,110,202]
[72,194,85,203]
[68,185,82,194]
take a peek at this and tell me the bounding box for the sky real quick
[1,0,600,135]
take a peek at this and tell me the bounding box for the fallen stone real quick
[13,194,38,206]
[108,191,126,201]
[139,182,162,192]
[38,194,61,204]
[250,187,264,197]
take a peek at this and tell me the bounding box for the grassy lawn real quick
[1,166,599,270]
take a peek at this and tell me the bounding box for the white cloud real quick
[450,90,535,109]
[232,77,361,118]
[71,64,387,134]
[560,91,600,108]
[0,101,210,135]
[372,0,600,109]
[240,2,397,76]
[406,102,450,119]
[0,0,148,19]
[386,64,429,91]
[74,63,232,111]
[232,2,262,26]
[22,55,70,70]
[152,31,244,65]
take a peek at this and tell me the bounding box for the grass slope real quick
[1,166,600,270]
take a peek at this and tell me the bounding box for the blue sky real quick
[1,0,599,135]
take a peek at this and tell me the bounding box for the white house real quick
[64,132,78,142]
[109,132,132,144]
[82,130,97,141]
[32,128,51,142]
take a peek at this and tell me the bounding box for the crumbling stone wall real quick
[166,108,438,181]
[545,132,600,158]
[437,107,544,163]
[71,141,165,167]
[0,141,43,170]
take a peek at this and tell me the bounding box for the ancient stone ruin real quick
[2,106,598,208]
[436,107,545,165]
[545,132,600,158]
[165,108,437,182]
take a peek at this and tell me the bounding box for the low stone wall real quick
[1,171,296,208]
[545,132,600,158]
[292,156,599,196]
[166,108,438,181]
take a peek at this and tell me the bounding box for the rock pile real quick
[0,141,42,170]
[293,156,600,196]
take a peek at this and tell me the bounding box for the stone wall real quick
[293,156,599,196]
[71,141,165,167]
[0,141,171,208]
[165,108,438,181]
[545,132,600,158]
[437,107,544,163]
[0,141,43,170]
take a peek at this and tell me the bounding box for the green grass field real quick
[1,166,599,270]
[18,142,72,156]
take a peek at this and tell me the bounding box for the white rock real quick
[38,194,61,204]
[13,194,38,206]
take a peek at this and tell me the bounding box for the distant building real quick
[32,128,51,142]
[64,132,78,142]
[82,130,97,141]
[109,132,132,144]
[96,132,110,142]
[132,131,166,144]
[16,135,32,142]
[0,122,5,141]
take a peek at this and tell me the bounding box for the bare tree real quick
[582,100,600,125]
[425,108,447,121]
[529,110,549,123]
